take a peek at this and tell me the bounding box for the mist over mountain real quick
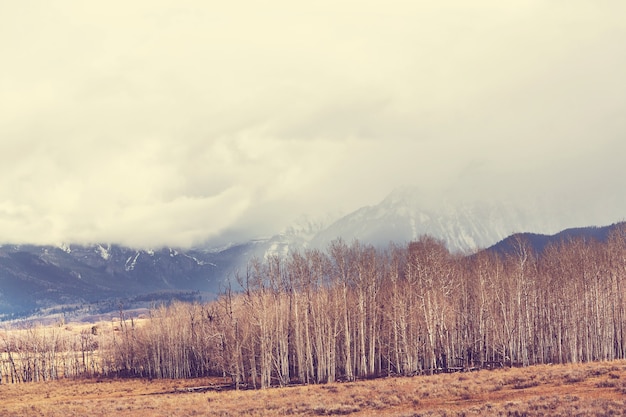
[310,187,583,253]
[0,219,326,319]
[0,187,621,319]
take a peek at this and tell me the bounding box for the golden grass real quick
[2,360,626,416]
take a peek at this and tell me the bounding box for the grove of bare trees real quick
[3,224,626,387]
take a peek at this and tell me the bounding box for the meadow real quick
[2,360,626,416]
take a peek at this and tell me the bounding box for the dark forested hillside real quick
[485,222,625,256]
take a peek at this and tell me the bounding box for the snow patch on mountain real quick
[96,244,110,260]
[125,252,140,271]
[57,242,72,253]
[183,253,215,266]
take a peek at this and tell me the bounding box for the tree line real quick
[2,225,626,387]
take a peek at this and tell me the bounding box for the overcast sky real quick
[1,1,625,248]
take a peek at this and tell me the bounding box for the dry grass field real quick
[2,360,626,416]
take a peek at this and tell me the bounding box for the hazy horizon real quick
[2,1,625,248]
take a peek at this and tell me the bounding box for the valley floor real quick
[2,360,626,416]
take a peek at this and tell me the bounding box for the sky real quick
[1,1,625,248]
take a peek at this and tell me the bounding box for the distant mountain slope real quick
[0,243,251,317]
[310,187,571,253]
[0,222,323,319]
[484,222,626,257]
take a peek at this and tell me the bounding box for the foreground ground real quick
[2,361,626,416]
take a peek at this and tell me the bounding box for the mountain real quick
[0,216,329,319]
[310,187,578,253]
[0,243,247,318]
[484,223,626,257]
[0,187,619,319]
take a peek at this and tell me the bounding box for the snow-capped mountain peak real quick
[310,187,578,253]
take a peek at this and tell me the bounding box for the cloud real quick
[1,1,625,247]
